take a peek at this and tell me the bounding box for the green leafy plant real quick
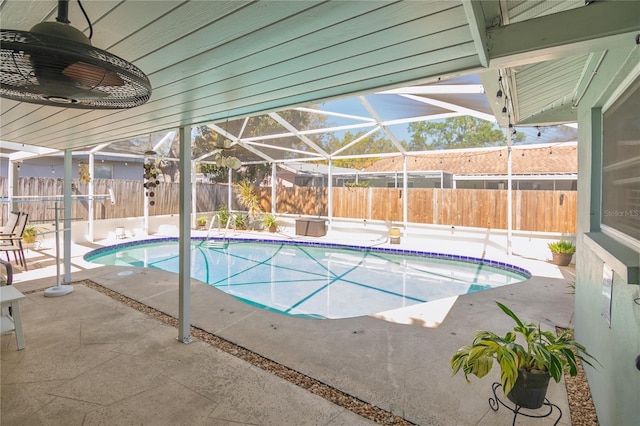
[261,213,279,232]
[450,301,597,396]
[22,225,38,243]
[215,205,230,228]
[345,181,370,188]
[235,180,262,220]
[196,216,207,227]
[547,240,576,254]
[234,213,247,230]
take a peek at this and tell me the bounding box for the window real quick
[94,164,113,179]
[601,73,640,242]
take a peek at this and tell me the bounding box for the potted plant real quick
[196,216,208,229]
[261,213,279,233]
[547,240,575,266]
[22,225,38,244]
[450,301,597,409]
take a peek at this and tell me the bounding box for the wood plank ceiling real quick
[1,0,639,155]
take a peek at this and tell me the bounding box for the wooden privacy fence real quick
[1,177,576,233]
[268,187,576,233]
[1,178,234,223]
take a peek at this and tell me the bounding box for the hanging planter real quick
[78,162,91,183]
[143,150,159,206]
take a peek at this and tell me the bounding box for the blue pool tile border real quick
[84,237,532,279]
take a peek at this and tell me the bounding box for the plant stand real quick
[489,382,562,426]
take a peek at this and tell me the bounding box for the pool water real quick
[85,239,530,319]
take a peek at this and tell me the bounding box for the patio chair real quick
[0,212,29,271]
[0,211,22,237]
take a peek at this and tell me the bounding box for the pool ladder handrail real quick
[203,213,235,248]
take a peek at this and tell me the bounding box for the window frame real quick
[600,65,640,250]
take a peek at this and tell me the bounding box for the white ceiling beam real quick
[399,94,496,123]
[377,85,485,95]
[241,141,324,158]
[488,0,640,68]
[268,112,329,158]
[332,127,381,157]
[298,123,377,136]
[1,140,58,156]
[152,131,177,152]
[293,107,375,123]
[381,113,461,127]
[461,0,489,68]
[358,96,406,154]
[89,143,111,154]
[206,123,273,163]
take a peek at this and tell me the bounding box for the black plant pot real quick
[507,369,551,409]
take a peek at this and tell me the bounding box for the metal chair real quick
[0,211,21,237]
[0,212,29,271]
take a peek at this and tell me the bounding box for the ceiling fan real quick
[0,0,151,109]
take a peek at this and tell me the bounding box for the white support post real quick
[402,155,408,229]
[143,187,149,235]
[227,168,233,210]
[45,149,74,297]
[63,149,72,283]
[328,159,333,230]
[191,160,197,229]
[271,162,277,213]
[178,126,192,344]
[507,132,513,256]
[7,160,17,216]
[88,153,94,242]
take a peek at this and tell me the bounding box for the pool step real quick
[203,240,229,249]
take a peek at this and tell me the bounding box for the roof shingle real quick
[364,143,577,175]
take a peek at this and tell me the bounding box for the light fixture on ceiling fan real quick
[0,0,151,109]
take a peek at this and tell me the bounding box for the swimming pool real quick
[85,238,530,319]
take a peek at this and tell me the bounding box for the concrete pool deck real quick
[2,228,577,425]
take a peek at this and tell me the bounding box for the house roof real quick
[364,142,577,176]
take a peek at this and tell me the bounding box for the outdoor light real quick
[501,106,507,116]
[496,89,503,99]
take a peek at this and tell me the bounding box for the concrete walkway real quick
[2,230,577,425]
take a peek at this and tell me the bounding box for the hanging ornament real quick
[143,150,159,206]
[78,162,91,183]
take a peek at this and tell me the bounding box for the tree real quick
[322,130,392,169]
[407,116,523,150]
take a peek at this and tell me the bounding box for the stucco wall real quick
[575,44,640,426]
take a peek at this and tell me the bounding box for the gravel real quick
[558,327,599,426]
